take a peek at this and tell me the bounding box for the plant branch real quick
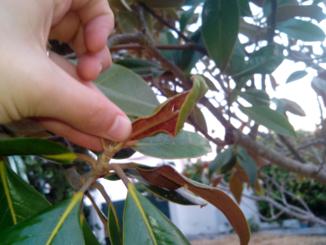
[111,164,130,187]
[85,192,108,232]
[139,3,190,42]
[234,132,326,184]
[111,43,206,53]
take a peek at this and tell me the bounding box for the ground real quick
[191,233,326,245]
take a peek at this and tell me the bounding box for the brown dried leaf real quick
[137,165,250,245]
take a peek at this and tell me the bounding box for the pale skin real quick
[0,0,132,151]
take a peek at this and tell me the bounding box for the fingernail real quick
[107,115,132,141]
[98,63,103,74]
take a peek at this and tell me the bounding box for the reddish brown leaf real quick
[230,170,244,204]
[137,165,250,245]
[130,93,188,140]
[129,76,207,140]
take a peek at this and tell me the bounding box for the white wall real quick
[169,188,260,237]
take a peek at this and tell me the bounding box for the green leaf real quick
[96,64,159,117]
[0,161,50,229]
[176,75,208,133]
[189,106,208,133]
[209,147,234,174]
[176,30,204,73]
[239,0,252,16]
[233,46,284,78]
[311,74,326,106]
[108,202,122,245]
[123,183,190,245]
[276,4,325,22]
[134,131,211,159]
[237,147,257,185]
[202,0,240,70]
[277,19,325,41]
[274,98,306,116]
[239,89,270,107]
[240,106,296,137]
[0,138,73,157]
[286,70,308,83]
[81,216,100,245]
[0,192,84,245]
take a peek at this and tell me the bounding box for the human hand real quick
[0,0,131,151]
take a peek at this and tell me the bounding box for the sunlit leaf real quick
[202,0,240,70]
[96,64,159,118]
[240,106,296,137]
[123,183,190,245]
[130,76,207,140]
[134,131,211,159]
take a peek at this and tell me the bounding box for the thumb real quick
[34,57,131,142]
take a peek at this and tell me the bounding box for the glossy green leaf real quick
[286,70,308,83]
[108,202,122,245]
[237,147,257,185]
[239,89,270,107]
[202,0,240,70]
[0,192,84,245]
[123,183,190,245]
[0,138,73,157]
[277,19,325,42]
[96,64,159,117]
[134,131,211,159]
[0,161,50,229]
[240,106,296,137]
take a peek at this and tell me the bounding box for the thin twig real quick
[85,192,108,234]
[111,164,130,187]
